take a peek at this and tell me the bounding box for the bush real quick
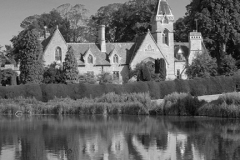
[198,92,240,118]
[159,80,176,98]
[0,92,152,115]
[3,84,42,101]
[41,84,74,101]
[123,81,149,94]
[163,92,205,116]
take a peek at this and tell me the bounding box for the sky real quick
[0,0,190,49]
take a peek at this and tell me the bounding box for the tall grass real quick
[198,92,240,118]
[0,92,152,115]
[152,92,206,116]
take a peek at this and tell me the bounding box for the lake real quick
[0,115,240,160]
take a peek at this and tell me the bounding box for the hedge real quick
[0,75,239,101]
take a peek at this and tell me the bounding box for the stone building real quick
[41,0,206,83]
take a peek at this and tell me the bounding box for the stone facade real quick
[41,0,205,82]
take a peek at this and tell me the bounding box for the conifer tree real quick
[62,46,79,83]
[11,28,44,84]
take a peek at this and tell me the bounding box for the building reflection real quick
[1,116,240,160]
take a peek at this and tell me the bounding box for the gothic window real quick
[55,47,62,62]
[163,29,169,45]
[113,54,119,63]
[88,55,93,64]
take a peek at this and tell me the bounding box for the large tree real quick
[20,11,71,42]
[62,46,79,83]
[11,28,44,84]
[91,0,157,42]
[186,52,218,79]
[175,0,240,63]
[54,4,91,42]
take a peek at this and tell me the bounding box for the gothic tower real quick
[151,0,175,79]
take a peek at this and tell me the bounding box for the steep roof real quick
[68,42,135,66]
[41,27,67,53]
[41,35,53,51]
[154,0,173,16]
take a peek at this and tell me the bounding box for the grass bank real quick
[0,92,152,115]
[1,92,240,118]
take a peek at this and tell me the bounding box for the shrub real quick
[123,81,149,94]
[188,78,207,96]
[40,84,74,101]
[1,69,18,86]
[163,92,205,116]
[174,79,190,94]
[159,81,176,98]
[218,92,240,105]
[43,62,64,84]
[147,81,161,99]
[198,101,240,118]
[97,72,113,84]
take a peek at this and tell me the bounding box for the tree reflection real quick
[0,116,240,160]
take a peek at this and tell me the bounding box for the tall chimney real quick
[98,25,106,52]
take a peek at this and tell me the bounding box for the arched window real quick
[163,29,169,45]
[55,47,62,62]
[88,55,93,64]
[113,54,119,63]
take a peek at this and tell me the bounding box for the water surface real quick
[0,115,240,160]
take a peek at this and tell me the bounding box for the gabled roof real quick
[130,31,169,65]
[154,0,173,16]
[68,42,135,66]
[41,27,67,53]
[41,35,53,51]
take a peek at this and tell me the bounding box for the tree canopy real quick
[174,0,240,64]
[186,52,218,79]
[11,28,44,84]
[91,0,157,42]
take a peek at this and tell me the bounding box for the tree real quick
[20,11,71,42]
[0,69,18,86]
[91,0,157,42]
[11,28,44,84]
[54,4,90,42]
[132,60,164,82]
[174,17,190,42]
[90,3,124,42]
[176,0,240,64]
[218,54,237,76]
[43,62,64,84]
[186,52,218,79]
[97,72,113,84]
[62,46,79,83]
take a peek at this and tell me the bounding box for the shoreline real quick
[0,92,240,118]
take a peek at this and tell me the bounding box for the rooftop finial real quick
[56,25,59,30]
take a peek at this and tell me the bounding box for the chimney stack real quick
[98,25,106,52]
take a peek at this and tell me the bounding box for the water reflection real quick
[0,116,240,160]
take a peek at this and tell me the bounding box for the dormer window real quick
[88,55,93,64]
[55,47,62,62]
[113,54,119,63]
